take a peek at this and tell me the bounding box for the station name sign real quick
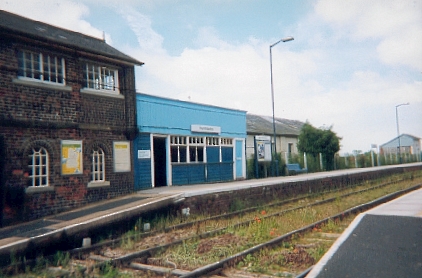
[191,124,221,134]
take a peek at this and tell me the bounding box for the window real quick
[84,63,119,93]
[288,143,293,154]
[207,137,220,146]
[171,136,187,163]
[189,136,204,162]
[28,147,49,187]
[18,50,65,84]
[92,148,105,182]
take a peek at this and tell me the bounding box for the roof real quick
[0,10,143,66]
[246,113,304,136]
[137,92,247,114]
[380,133,421,147]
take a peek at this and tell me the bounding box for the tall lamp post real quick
[395,102,409,164]
[270,36,294,176]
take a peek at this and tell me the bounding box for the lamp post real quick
[395,102,409,164]
[270,36,294,176]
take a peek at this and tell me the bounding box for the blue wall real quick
[135,93,247,188]
[133,133,152,190]
[136,93,246,138]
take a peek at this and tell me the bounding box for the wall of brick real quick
[181,166,422,216]
[0,36,137,225]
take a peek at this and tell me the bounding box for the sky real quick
[1,0,421,155]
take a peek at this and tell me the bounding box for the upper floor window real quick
[28,147,49,187]
[18,50,65,84]
[84,63,119,93]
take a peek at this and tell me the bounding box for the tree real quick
[297,122,341,171]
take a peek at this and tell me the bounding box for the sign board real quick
[138,149,151,159]
[255,135,271,141]
[114,141,131,172]
[61,140,83,175]
[255,136,272,162]
[191,124,221,134]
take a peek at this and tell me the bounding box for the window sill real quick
[13,78,72,92]
[88,181,110,188]
[80,88,124,99]
[26,186,55,194]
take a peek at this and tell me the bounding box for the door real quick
[153,137,167,187]
[235,139,243,179]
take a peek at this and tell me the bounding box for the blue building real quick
[134,93,247,190]
[379,134,421,162]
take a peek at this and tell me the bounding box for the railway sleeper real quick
[130,262,189,276]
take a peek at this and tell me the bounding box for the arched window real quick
[92,148,105,182]
[28,147,49,187]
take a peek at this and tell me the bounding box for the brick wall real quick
[181,167,422,216]
[0,37,137,225]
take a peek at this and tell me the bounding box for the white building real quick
[246,114,304,159]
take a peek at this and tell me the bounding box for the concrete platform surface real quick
[306,188,422,278]
[0,193,182,257]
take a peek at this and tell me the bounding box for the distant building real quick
[379,134,421,156]
[246,114,304,159]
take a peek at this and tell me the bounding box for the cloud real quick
[314,0,422,70]
[0,0,112,42]
[194,27,232,49]
[116,6,165,55]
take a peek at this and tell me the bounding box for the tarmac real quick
[0,163,421,272]
[305,187,422,278]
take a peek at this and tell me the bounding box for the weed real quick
[102,261,119,278]
[33,255,47,272]
[54,251,70,267]
[230,199,245,212]
[309,246,327,261]
[121,234,135,250]
[324,219,338,233]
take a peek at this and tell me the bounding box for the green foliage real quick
[229,199,246,212]
[102,261,119,278]
[297,122,341,171]
[309,245,327,261]
[53,251,70,267]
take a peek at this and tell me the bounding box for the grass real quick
[160,173,422,271]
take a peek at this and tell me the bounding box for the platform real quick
[306,188,422,278]
[0,193,182,258]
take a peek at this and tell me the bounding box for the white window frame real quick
[189,136,205,163]
[18,50,66,85]
[170,136,187,163]
[92,148,105,182]
[84,63,119,94]
[170,136,234,163]
[28,147,49,187]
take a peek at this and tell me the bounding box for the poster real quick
[61,140,83,175]
[114,141,131,172]
[255,136,272,162]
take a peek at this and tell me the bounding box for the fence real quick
[246,151,422,179]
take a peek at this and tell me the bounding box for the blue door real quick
[235,140,243,179]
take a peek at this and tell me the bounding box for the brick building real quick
[0,11,143,226]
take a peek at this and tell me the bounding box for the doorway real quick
[153,137,167,187]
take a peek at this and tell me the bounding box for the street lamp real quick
[395,102,409,163]
[270,36,294,176]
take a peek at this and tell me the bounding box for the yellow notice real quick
[61,141,83,175]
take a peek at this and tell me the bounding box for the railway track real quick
[3,172,422,277]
